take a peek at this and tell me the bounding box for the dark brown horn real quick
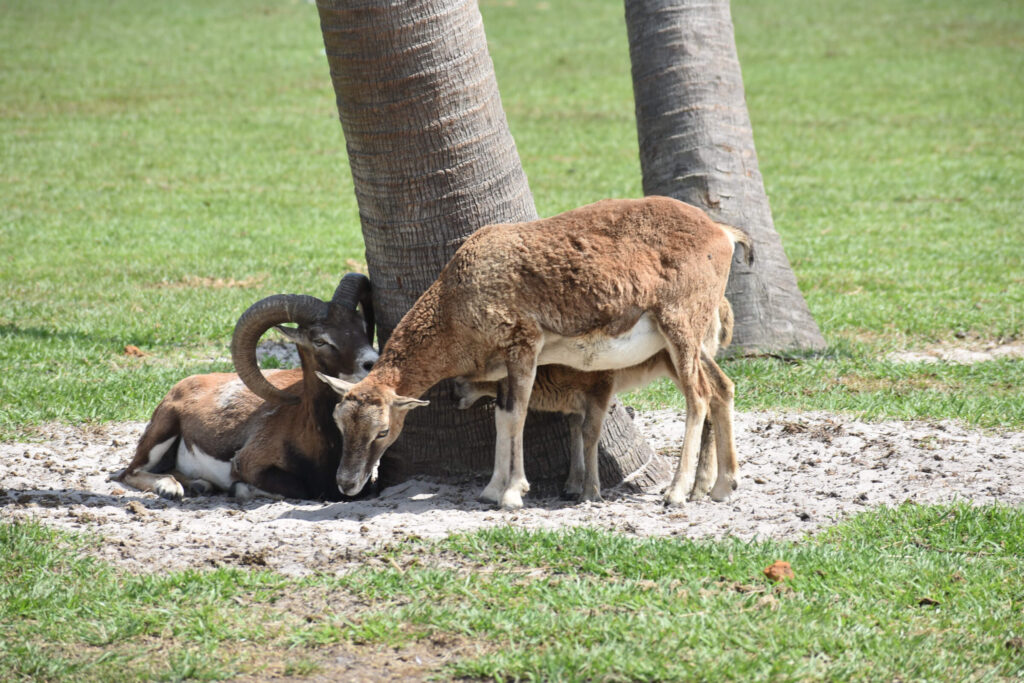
[331,272,375,348]
[230,294,329,404]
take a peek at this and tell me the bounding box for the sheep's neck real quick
[375,291,461,398]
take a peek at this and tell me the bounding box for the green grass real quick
[2,8,1020,680]
[3,504,1023,680]
[1,0,1022,436]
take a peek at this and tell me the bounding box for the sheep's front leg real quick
[479,378,511,504]
[496,362,536,510]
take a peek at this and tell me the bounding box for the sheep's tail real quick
[716,223,755,266]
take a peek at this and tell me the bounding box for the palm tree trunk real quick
[625,0,826,353]
[316,0,667,494]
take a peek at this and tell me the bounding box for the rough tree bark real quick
[625,0,826,353]
[316,0,668,493]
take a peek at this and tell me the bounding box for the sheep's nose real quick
[362,360,375,373]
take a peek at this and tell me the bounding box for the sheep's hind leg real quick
[704,356,739,502]
[120,434,185,500]
[688,420,717,501]
[657,318,709,507]
[662,388,707,506]
[121,470,186,501]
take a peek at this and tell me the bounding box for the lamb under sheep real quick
[317,196,752,509]
[117,273,376,501]
[451,296,737,504]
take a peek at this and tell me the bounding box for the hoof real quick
[186,479,214,497]
[579,491,604,504]
[500,490,524,510]
[229,481,255,500]
[710,477,736,502]
[561,478,584,499]
[663,489,687,507]
[153,477,185,500]
[478,483,502,504]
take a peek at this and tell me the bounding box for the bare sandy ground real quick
[1,410,1021,576]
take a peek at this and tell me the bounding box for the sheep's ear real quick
[275,324,306,344]
[317,372,355,397]
[393,395,429,411]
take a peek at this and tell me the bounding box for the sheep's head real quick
[231,273,377,404]
[275,304,378,383]
[316,373,428,496]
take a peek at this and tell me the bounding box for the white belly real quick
[538,312,666,371]
[176,441,233,490]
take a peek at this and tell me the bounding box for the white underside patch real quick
[175,441,233,490]
[538,312,666,371]
[143,435,177,469]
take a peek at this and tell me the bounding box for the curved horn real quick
[331,272,375,348]
[230,294,329,404]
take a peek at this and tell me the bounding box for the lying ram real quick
[317,196,752,509]
[117,273,376,501]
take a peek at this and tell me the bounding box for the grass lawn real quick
[1,0,1022,680]
[2,503,1022,680]
[1,0,1022,435]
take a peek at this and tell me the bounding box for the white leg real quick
[495,408,525,509]
[121,470,185,500]
[664,393,708,506]
[479,443,509,504]
[480,380,511,503]
[498,365,535,510]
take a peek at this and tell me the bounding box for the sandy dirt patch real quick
[888,341,1024,365]
[1,410,1021,576]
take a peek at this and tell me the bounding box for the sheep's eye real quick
[312,338,327,347]
[376,429,389,440]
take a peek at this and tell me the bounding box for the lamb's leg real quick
[562,413,586,499]
[579,380,613,503]
[453,377,498,410]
